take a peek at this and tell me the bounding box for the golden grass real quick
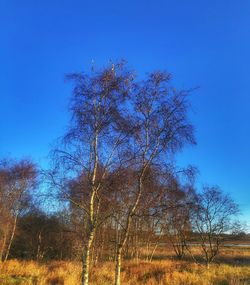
[0,259,249,285]
[0,247,250,285]
[0,260,81,285]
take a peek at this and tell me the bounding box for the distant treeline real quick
[8,208,249,262]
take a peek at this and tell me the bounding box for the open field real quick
[0,246,250,285]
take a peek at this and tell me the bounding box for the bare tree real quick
[114,71,195,285]
[49,62,134,285]
[0,158,37,262]
[163,183,194,259]
[193,186,239,268]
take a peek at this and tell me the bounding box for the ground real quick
[0,245,250,285]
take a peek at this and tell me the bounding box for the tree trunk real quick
[114,175,145,285]
[149,243,158,262]
[82,230,94,285]
[0,232,7,262]
[135,219,139,263]
[149,228,162,262]
[115,247,122,285]
[146,240,151,261]
[36,231,42,261]
[4,214,18,262]
[82,132,98,285]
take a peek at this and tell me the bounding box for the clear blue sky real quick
[0,0,249,224]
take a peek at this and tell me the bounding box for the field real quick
[0,246,250,285]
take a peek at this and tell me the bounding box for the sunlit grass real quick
[0,248,249,285]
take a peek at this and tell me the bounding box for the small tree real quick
[0,158,37,262]
[164,183,194,259]
[193,186,239,268]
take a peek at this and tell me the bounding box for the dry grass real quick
[0,260,81,285]
[0,247,250,285]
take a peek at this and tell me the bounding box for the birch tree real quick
[164,183,194,259]
[193,186,239,268]
[114,71,195,285]
[49,62,134,285]
[0,158,37,262]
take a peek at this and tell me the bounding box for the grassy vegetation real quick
[0,247,250,285]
